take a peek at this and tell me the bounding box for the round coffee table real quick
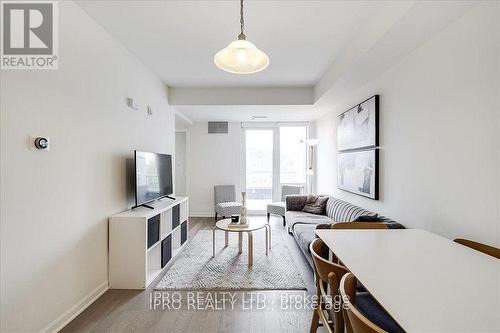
[212,218,271,266]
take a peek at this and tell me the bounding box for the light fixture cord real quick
[239,0,245,39]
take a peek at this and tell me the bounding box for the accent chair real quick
[214,185,242,220]
[266,185,303,225]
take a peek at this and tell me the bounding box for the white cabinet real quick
[109,197,189,289]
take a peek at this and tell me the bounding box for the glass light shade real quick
[214,39,269,74]
[306,168,314,176]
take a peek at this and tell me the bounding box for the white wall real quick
[315,3,500,246]
[187,122,242,216]
[0,2,175,332]
[169,87,313,106]
[175,131,187,196]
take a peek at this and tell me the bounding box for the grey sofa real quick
[285,195,404,267]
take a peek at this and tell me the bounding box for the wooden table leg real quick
[269,225,271,249]
[225,231,229,247]
[265,226,269,256]
[266,224,271,250]
[238,232,242,254]
[212,227,216,258]
[248,231,253,266]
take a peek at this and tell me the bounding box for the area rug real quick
[155,227,306,290]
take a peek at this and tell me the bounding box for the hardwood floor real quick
[62,216,317,333]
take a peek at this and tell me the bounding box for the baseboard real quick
[40,280,109,333]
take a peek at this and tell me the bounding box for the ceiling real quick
[76,0,378,87]
[76,0,475,122]
[175,105,319,122]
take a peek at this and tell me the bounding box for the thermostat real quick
[34,137,49,150]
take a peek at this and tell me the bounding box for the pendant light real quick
[214,0,269,74]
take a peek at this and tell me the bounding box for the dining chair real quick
[339,273,405,333]
[332,222,387,230]
[309,238,349,333]
[453,238,500,259]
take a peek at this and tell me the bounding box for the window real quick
[243,124,308,213]
[245,129,273,211]
[280,126,307,185]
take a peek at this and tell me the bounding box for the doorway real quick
[244,129,274,212]
[243,124,308,214]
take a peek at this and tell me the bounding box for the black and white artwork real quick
[337,149,378,200]
[337,95,378,151]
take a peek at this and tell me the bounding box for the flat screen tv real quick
[134,151,173,207]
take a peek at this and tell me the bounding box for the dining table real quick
[314,228,500,332]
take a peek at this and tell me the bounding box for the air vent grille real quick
[208,121,228,134]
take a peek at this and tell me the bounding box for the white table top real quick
[315,229,500,333]
[216,218,267,232]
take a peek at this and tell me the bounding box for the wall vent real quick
[208,121,228,134]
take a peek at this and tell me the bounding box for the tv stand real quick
[109,197,189,289]
[157,195,176,202]
[131,195,176,210]
[131,204,155,210]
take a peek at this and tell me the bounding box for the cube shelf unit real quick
[109,197,188,289]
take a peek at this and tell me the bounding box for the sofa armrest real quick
[285,195,308,211]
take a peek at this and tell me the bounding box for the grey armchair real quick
[267,185,303,225]
[214,185,242,220]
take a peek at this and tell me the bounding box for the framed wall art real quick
[337,95,379,151]
[337,149,378,200]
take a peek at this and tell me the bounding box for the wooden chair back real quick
[454,238,500,259]
[339,273,387,333]
[332,222,387,230]
[309,238,349,333]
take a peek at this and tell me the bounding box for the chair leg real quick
[267,213,270,222]
[309,309,320,333]
[282,215,286,227]
[215,212,217,221]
